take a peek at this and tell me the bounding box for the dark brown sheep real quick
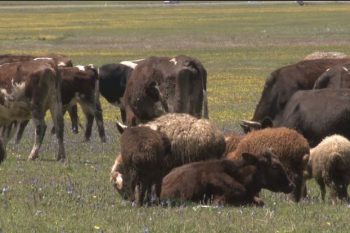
[160,151,294,206]
[114,126,171,206]
[227,127,310,202]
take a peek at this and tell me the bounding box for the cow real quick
[15,65,106,143]
[268,88,350,147]
[123,55,208,126]
[245,58,350,133]
[66,60,142,128]
[313,63,350,89]
[0,59,65,162]
[0,54,73,67]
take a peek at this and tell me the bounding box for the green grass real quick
[1,1,350,232]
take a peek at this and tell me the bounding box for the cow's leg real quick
[94,99,106,143]
[68,104,79,134]
[50,86,66,162]
[79,104,95,142]
[15,120,30,144]
[28,111,46,161]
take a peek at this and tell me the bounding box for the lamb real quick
[160,150,294,206]
[112,113,226,206]
[227,127,310,202]
[304,135,350,203]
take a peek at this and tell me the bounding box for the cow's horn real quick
[241,120,261,127]
[116,121,128,134]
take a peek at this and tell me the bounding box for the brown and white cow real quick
[15,65,106,143]
[122,55,208,126]
[0,59,65,162]
[0,53,73,67]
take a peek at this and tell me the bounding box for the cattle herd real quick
[1,51,350,207]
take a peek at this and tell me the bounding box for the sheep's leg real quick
[317,179,326,202]
[134,183,146,207]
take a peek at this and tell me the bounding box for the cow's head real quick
[252,71,299,122]
[242,150,294,194]
[131,81,168,124]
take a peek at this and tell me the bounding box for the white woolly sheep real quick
[304,134,350,203]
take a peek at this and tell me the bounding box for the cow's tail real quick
[202,68,209,119]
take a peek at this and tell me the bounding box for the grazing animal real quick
[14,65,106,143]
[227,127,310,202]
[270,89,350,147]
[0,59,65,161]
[304,51,348,61]
[123,55,208,126]
[313,63,350,89]
[0,53,73,67]
[245,58,350,132]
[113,126,171,206]
[113,113,225,206]
[304,135,350,203]
[160,151,294,206]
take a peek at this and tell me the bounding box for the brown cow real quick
[0,59,65,162]
[15,65,106,143]
[160,151,294,206]
[123,55,208,126]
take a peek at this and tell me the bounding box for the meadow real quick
[1,1,350,232]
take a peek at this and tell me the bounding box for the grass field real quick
[1,1,350,232]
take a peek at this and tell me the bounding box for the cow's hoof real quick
[28,155,38,161]
[101,137,107,143]
[56,156,66,163]
[72,127,78,134]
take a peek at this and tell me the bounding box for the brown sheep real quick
[227,127,310,202]
[160,151,294,206]
[304,135,350,203]
[112,126,171,206]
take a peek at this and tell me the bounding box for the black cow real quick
[123,55,208,126]
[313,63,350,89]
[251,59,350,121]
[270,89,350,147]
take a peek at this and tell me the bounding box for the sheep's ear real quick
[242,152,259,164]
[302,154,310,168]
[116,122,127,134]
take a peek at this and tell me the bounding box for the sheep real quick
[111,126,171,206]
[141,113,226,165]
[160,150,294,206]
[227,127,310,202]
[113,113,226,206]
[304,135,350,203]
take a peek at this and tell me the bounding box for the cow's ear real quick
[241,152,259,164]
[116,122,127,134]
[261,117,273,129]
[260,149,273,165]
[146,81,161,100]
